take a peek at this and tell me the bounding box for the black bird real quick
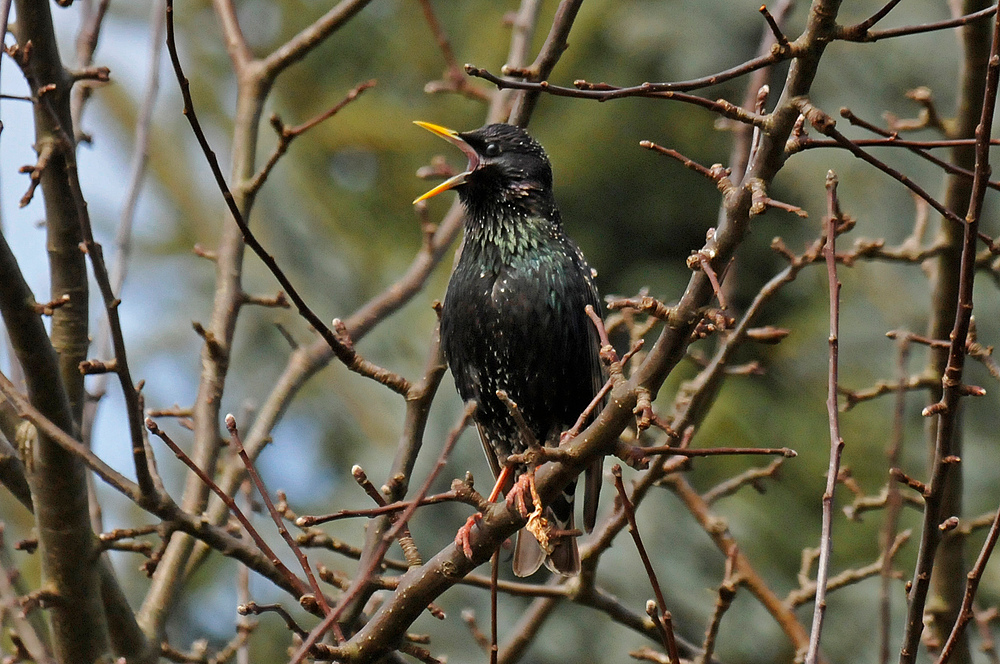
[414,121,605,576]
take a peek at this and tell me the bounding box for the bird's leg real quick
[455,465,515,560]
[454,513,482,560]
[487,465,514,503]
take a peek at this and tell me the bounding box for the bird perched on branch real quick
[414,121,605,576]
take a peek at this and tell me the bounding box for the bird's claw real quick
[505,472,541,520]
[455,512,483,560]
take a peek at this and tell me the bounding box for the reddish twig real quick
[145,418,311,603]
[288,403,476,663]
[225,414,330,615]
[840,4,996,42]
[794,100,1000,258]
[239,601,308,638]
[640,141,733,186]
[758,4,790,49]
[612,465,680,664]
[296,490,462,525]
[246,79,375,196]
[935,506,1000,664]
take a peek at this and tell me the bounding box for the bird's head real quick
[413,122,554,217]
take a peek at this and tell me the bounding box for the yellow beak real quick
[413,121,480,204]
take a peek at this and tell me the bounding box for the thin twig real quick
[880,336,910,664]
[842,4,996,43]
[245,79,375,197]
[225,414,330,615]
[34,80,156,498]
[804,172,846,664]
[146,418,311,603]
[288,403,476,663]
[612,465,680,664]
[469,65,770,128]
[637,445,796,458]
[164,0,410,396]
[935,506,1000,664]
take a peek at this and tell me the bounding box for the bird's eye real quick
[484,143,501,157]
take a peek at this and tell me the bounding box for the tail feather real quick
[512,481,580,577]
[512,530,545,577]
[583,457,602,533]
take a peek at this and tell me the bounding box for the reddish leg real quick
[455,513,482,559]
[487,465,513,502]
[505,470,538,519]
[456,465,515,560]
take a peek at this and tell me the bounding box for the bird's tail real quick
[512,481,580,576]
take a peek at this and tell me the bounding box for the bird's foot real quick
[455,512,483,560]
[505,471,543,521]
[506,472,555,554]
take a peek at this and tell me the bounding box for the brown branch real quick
[900,6,1000,662]
[241,291,290,309]
[843,0,904,35]
[385,403,476,544]
[506,0,585,125]
[840,4,997,43]
[289,403,476,663]
[468,65,770,127]
[759,4,790,49]
[787,531,911,609]
[17,142,52,207]
[702,458,786,505]
[790,129,1000,194]
[636,444,796,459]
[0,371,299,598]
[33,82,157,501]
[0,371,141,501]
[298,490,464,525]
[844,484,923,522]
[245,79,376,197]
[802,172,847,664]
[239,602,308,638]
[665,473,812,651]
[795,101,969,229]
[607,295,675,321]
[640,141,734,188]
[697,547,740,664]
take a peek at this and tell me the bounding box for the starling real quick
[414,121,605,576]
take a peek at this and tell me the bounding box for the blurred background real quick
[2,1,999,662]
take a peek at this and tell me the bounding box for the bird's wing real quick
[582,267,606,533]
[474,421,508,485]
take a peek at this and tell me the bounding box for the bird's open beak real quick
[413,121,480,204]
